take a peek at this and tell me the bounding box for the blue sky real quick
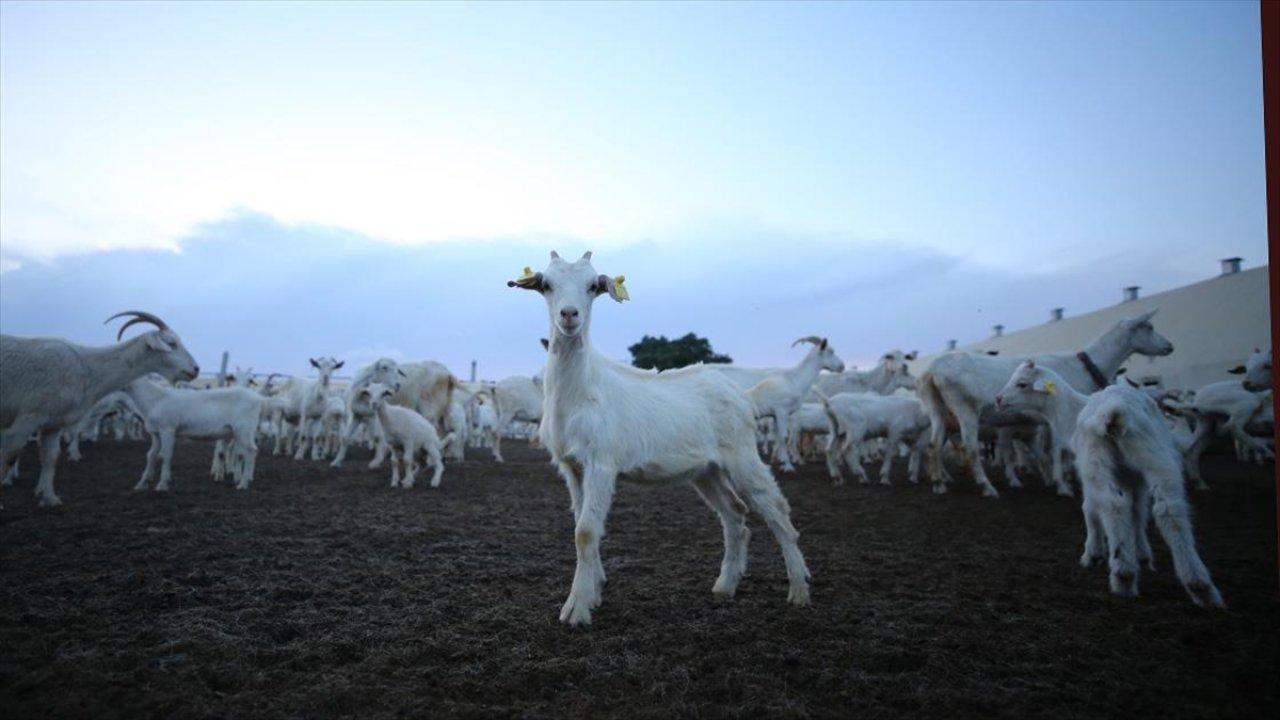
[0,1,1266,378]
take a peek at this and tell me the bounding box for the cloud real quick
[0,209,1231,379]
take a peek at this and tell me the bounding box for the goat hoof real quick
[559,595,594,626]
[1080,553,1104,568]
[787,584,811,607]
[1186,581,1225,609]
[37,494,63,507]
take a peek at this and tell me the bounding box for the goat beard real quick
[551,335,584,354]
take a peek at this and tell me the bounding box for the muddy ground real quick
[0,440,1276,719]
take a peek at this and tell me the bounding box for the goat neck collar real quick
[1076,351,1110,391]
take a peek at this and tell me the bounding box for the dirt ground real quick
[1,439,1276,719]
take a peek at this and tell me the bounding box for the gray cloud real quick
[0,210,1233,379]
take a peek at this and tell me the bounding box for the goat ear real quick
[904,351,918,360]
[581,251,592,261]
[986,350,999,356]
[597,274,629,302]
[144,334,174,353]
[1228,365,1246,374]
[310,358,319,369]
[1116,367,1128,375]
[1124,376,1140,388]
[540,338,550,350]
[820,338,828,350]
[1137,308,1158,323]
[508,267,544,291]
[398,368,407,377]
[1032,378,1057,395]
[334,361,344,370]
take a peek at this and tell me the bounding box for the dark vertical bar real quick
[1260,1,1280,585]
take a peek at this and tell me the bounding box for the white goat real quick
[818,392,931,485]
[329,358,405,467]
[509,251,810,626]
[368,360,456,468]
[918,310,1174,498]
[810,350,918,398]
[744,337,845,473]
[1230,347,1272,392]
[484,374,544,462]
[995,361,1224,608]
[0,311,200,506]
[211,365,255,480]
[288,357,344,461]
[66,391,140,461]
[125,377,267,491]
[1181,379,1274,489]
[363,382,453,489]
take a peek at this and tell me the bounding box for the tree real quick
[628,333,732,371]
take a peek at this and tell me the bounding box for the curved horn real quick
[104,310,170,341]
[791,335,823,348]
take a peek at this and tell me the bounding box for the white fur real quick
[125,377,266,492]
[0,312,200,506]
[744,338,845,472]
[996,361,1224,608]
[917,310,1174,499]
[818,392,930,486]
[363,383,452,489]
[511,250,810,626]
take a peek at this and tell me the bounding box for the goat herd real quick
[0,251,1273,626]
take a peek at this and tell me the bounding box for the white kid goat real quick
[362,382,453,489]
[329,358,405,467]
[509,251,811,626]
[995,361,1223,608]
[0,311,200,506]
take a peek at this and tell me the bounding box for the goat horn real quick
[791,335,823,348]
[104,310,170,341]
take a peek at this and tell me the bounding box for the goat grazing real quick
[918,310,1173,498]
[995,361,1223,608]
[0,311,200,506]
[509,251,810,626]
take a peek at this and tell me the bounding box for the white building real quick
[913,259,1271,391]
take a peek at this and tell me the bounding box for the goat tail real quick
[916,371,948,430]
[1079,394,1127,441]
[813,388,840,436]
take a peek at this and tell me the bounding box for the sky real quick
[0,1,1267,379]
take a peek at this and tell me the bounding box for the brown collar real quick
[1076,351,1110,390]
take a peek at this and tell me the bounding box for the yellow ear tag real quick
[516,266,536,282]
[612,274,630,301]
[1043,380,1056,396]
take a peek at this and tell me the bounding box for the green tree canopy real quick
[628,333,732,371]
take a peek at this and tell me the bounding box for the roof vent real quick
[1050,307,1064,322]
[947,339,957,350]
[1122,286,1140,303]
[993,324,1004,338]
[1220,257,1242,275]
